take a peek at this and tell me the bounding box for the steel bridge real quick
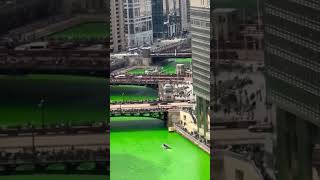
[0,49,108,76]
[0,123,108,137]
[0,144,108,175]
[110,75,186,86]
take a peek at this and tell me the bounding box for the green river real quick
[0,75,210,180]
[110,118,210,180]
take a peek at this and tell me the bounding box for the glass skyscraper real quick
[265,0,320,179]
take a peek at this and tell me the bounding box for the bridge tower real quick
[167,109,180,128]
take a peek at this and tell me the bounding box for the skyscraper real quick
[124,0,153,48]
[110,0,126,52]
[264,1,320,179]
[180,0,191,32]
[152,0,164,39]
[190,0,210,139]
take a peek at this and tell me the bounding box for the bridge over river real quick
[0,49,108,76]
[0,145,108,175]
[0,133,108,175]
[110,75,188,86]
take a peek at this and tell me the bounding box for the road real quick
[0,133,108,150]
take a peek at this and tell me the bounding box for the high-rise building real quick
[152,0,164,39]
[264,1,320,179]
[180,0,191,32]
[124,0,153,49]
[110,0,126,52]
[190,0,210,139]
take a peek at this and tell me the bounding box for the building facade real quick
[180,0,191,32]
[152,0,164,39]
[110,0,126,52]
[264,0,320,179]
[124,0,153,49]
[190,0,210,139]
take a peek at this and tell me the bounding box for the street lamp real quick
[38,98,45,129]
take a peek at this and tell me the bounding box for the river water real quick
[110,119,210,180]
[0,74,106,127]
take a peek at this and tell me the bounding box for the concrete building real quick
[180,0,191,32]
[110,0,126,52]
[213,150,264,180]
[190,0,210,139]
[163,0,181,38]
[264,0,320,179]
[124,0,153,49]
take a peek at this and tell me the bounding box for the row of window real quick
[267,75,320,108]
[192,52,210,63]
[288,0,320,10]
[265,25,320,52]
[265,4,320,32]
[191,19,210,28]
[193,85,210,100]
[192,33,210,43]
[193,78,210,92]
[192,56,210,67]
[267,53,320,89]
[190,10,210,18]
[267,67,320,97]
[270,90,320,122]
[265,43,320,73]
[193,65,210,78]
[192,44,210,55]
[191,39,209,49]
[190,26,210,36]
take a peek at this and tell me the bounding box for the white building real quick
[190,0,210,138]
[180,0,191,32]
[124,0,153,49]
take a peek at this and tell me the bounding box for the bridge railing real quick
[0,146,108,165]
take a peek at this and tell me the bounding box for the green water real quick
[110,128,210,180]
[161,58,192,75]
[0,74,106,127]
[127,58,192,75]
[110,85,158,103]
[50,23,108,39]
[127,68,146,75]
[111,116,159,122]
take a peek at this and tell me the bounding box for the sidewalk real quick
[174,124,210,154]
